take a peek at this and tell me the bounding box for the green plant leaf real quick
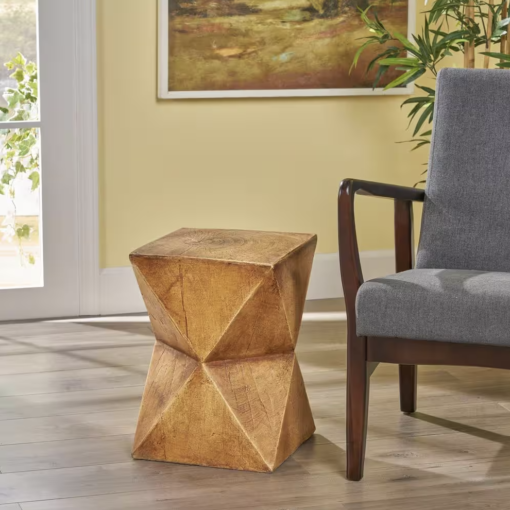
[416,85,435,95]
[480,51,510,60]
[496,17,510,28]
[383,67,423,91]
[28,81,38,97]
[28,171,40,191]
[10,68,24,82]
[378,57,420,66]
[411,140,431,151]
[5,90,23,108]
[413,103,434,136]
[373,64,389,88]
[16,224,31,240]
[350,40,374,73]
[15,161,25,174]
[1,173,14,185]
[14,53,26,66]
[401,96,433,106]
[393,32,422,58]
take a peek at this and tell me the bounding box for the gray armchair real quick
[338,68,510,481]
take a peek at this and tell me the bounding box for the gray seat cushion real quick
[356,269,510,346]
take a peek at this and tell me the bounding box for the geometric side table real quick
[130,228,317,472]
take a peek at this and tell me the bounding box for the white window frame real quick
[0,0,99,318]
[74,0,100,316]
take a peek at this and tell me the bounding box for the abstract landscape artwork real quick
[158,0,413,98]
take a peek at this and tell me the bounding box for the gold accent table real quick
[130,228,317,472]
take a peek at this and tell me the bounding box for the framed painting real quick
[158,0,415,99]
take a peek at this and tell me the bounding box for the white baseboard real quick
[100,267,145,316]
[306,250,395,300]
[99,250,395,316]
[358,250,396,286]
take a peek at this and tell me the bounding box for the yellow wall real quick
[97,0,426,268]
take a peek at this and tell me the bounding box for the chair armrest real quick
[340,179,425,202]
[338,179,424,316]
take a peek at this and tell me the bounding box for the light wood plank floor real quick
[2,300,510,508]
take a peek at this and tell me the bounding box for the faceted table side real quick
[130,229,317,472]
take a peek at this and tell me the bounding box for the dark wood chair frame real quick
[338,178,510,481]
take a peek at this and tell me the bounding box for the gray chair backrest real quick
[416,68,510,272]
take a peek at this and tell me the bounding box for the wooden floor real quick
[2,300,510,508]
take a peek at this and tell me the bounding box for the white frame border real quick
[75,0,100,315]
[158,0,416,99]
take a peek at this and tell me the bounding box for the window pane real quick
[0,127,42,288]
[0,0,38,120]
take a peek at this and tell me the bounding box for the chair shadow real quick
[278,433,348,480]
[308,434,347,473]
[410,412,510,477]
[410,412,510,444]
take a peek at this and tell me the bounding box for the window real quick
[0,0,42,288]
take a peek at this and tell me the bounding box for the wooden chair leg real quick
[399,364,417,414]
[346,334,369,481]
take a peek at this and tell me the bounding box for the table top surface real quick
[131,228,316,266]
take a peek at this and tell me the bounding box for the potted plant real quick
[352,0,510,182]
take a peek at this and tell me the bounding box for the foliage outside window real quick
[0,53,40,264]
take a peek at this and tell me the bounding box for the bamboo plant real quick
[352,0,510,183]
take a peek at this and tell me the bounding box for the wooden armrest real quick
[339,179,425,202]
[338,179,423,313]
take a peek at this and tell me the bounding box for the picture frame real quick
[158,0,415,99]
